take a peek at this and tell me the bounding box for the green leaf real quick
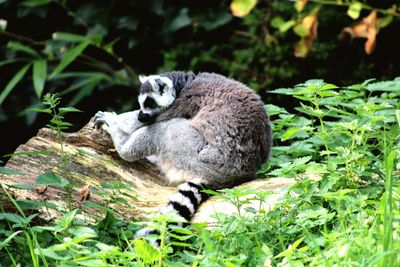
[57,209,79,229]
[0,59,24,68]
[0,63,31,105]
[36,172,70,188]
[67,76,104,106]
[103,37,120,54]
[168,8,191,32]
[9,184,33,190]
[293,24,309,37]
[279,20,296,33]
[50,71,106,79]
[59,107,82,114]
[52,32,89,43]
[74,260,105,267]
[69,226,97,243]
[0,166,26,175]
[83,201,114,213]
[4,150,51,158]
[379,15,393,29]
[16,199,45,209]
[265,104,289,116]
[0,230,22,250]
[230,0,257,18]
[271,17,285,29]
[22,0,51,7]
[0,213,26,225]
[347,1,363,20]
[32,60,47,97]
[7,41,40,57]
[281,126,313,141]
[27,107,52,114]
[133,239,160,263]
[49,119,73,127]
[49,40,90,79]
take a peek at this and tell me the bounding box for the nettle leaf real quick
[366,78,400,93]
[57,209,79,230]
[49,119,73,127]
[9,184,33,190]
[28,107,52,114]
[59,107,82,114]
[36,172,70,188]
[296,103,325,117]
[0,213,26,224]
[69,227,97,243]
[16,199,45,209]
[281,126,314,141]
[0,166,26,175]
[265,104,289,116]
[133,239,160,263]
[270,87,295,95]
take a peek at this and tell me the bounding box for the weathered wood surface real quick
[0,120,295,224]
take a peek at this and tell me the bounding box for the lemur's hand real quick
[93,111,117,133]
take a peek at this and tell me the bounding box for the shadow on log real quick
[0,120,294,225]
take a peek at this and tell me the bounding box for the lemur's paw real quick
[93,111,117,131]
[93,111,107,128]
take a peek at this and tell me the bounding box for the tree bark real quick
[0,120,294,225]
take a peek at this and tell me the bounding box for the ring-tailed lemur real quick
[94,71,272,237]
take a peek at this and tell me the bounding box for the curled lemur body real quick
[94,71,272,235]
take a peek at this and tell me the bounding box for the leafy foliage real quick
[1,0,400,159]
[1,77,399,266]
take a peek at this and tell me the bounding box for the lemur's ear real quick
[139,75,149,84]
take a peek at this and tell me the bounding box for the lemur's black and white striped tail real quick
[134,181,210,239]
[162,181,210,223]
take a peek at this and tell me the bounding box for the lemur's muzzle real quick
[138,110,155,123]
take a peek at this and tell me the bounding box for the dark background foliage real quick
[0,0,399,163]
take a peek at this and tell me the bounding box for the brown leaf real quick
[340,10,378,55]
[79,185,91,202]
[36,185,47,194]
[294,12,318,58]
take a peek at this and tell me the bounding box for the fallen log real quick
[0,120,295,225]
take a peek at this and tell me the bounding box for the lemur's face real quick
[138,75,175,123]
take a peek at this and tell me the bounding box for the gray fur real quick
[94,72,272,234]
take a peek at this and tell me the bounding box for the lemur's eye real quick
[155,78,166,94]
[143,97,158,109]
[158,83,166,94]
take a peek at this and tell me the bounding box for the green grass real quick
[1,78,399,266]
